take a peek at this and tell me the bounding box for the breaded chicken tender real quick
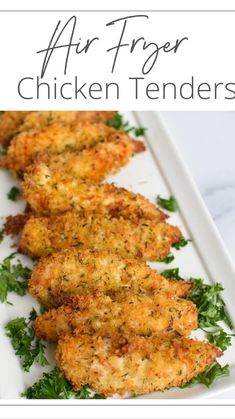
[25,133,145,182]
[2,122,120,174]
[0,111,30,146]
[19,111,115,132]
[28,248,193,307]
[33,293,198,341]
[19,212,182,259]
[22,169,166,222]
[0,111,114,147]
[56,333,222,396]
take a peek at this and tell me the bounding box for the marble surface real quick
[160,111,235,399]
[161,111,235,263]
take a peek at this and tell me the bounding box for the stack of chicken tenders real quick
[0,111,222,397]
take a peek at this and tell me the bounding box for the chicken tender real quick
[19,212,182,259]
[0,111,30,146]
[25,134,145,183]
[19,111,115,132]
[56,333,222,396]
[28,248,192,307]
[34,293,197,341]
[0,111,115,147]
[2,122,120,174]
[22,170,166,223]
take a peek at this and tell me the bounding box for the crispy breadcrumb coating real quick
[56,333,222,396]
[21,169,166,222]
[0,111,30,146]
[28,248,192,307]
[0,111,114,147]
[33,292,198,341]
[25,134,145,182]
[2,122,121,174]
[19,111,115,132]
[0,110,223,399]
[19,211,182,259]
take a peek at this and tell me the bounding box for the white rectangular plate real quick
[0,111,235,401]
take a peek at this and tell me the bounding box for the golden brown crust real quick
[33,292,198,342]
[19,111,115,133]
[19,211,182,259]
[2,122,119,174]
[0,111,115,148]
[1,110,223,398]
[24,134,145,183]
[21,168,166,223]
[0,111,31,146]
[28,248,192,307]
[56,333,222,396]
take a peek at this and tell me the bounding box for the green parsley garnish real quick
[187,278,234,350]
[22,368,105,399]
[133,127,146,137]
[172,237,191,250]
[0,253,32,303]
[7,186,20,201]
[106,112,146,137]
[206,330,234,351]
[0,146,7,158]
[157,195,177,212]
[5,308,48,372]
[179,274,233,389]
[0,230,4,244]
[159,254,175,264]
[75,384,105,399]
[181,362,229,388]
[162,268,234,353]
[161,267,183,281]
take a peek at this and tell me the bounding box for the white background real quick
[0,3,235,109]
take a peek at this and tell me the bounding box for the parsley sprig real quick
[164,268,234,353]
[172,237,191,250]
[106,112,146,137]
[161,267,184,281]
[7,186,20,201]
[182,362,229,389]
[0,253,32,303]
[5,308,48,372]
[22,368,105,399]
[162,270,235,389]
[187,278,234,351]
[157,195,177,212]
[159,254,175,264]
